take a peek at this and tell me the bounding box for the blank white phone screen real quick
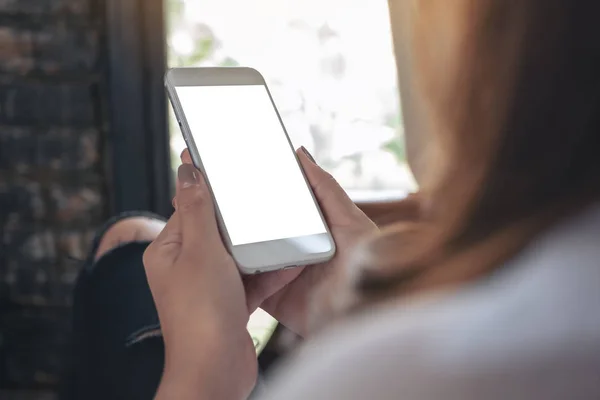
[175,85,327,246]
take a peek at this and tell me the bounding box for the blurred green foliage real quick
[382,111,406,163]
[166,0,407,174]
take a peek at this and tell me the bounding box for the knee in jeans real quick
[95,217,166,261]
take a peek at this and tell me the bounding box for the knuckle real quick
[320,170,337,186]
[177,189,210,212]
[327,174,345,193]
[326,172,342,188]
[314,171,338,193]
[142,244,157,271]
[323,170,335,181]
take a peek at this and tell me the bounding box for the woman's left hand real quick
[144,164,257,400]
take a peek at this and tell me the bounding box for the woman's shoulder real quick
[261,204,600,400]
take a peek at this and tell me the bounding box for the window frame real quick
[105,0,173,216]
[105,0,414,218]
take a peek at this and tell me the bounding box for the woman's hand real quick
[178,147,378,337]
[144,164,257,400]
[243,148,379,335]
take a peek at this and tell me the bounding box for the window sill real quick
[353,190,415,225]
[348,189,408,203]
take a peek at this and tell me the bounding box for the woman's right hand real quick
[242,148,379,336]
[179,147,378,336]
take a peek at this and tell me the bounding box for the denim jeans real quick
[62,212,263,399]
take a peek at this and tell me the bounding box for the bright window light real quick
[165,0,414,349]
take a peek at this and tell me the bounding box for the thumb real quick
[175,163,222,251]
[297,147,357,223]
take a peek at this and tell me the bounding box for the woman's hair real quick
[351,0,600,305]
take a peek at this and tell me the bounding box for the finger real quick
[154,212,181,243]
[170,150,193,212]
[244,267,303,312]
[173,149,194,210]
[180,148,193,165]
[297,147,357,221]
[143,213,182,277]
[175,164,222,251]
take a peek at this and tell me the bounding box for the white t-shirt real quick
[259,204,600,400]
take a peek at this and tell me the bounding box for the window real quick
[165,0,414,351]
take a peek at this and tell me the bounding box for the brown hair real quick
[351,0,600,306]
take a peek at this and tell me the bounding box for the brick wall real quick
[0,0,108,395]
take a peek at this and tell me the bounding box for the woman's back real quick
[261,203,600,399]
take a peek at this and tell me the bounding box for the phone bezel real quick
[165,67,336,274]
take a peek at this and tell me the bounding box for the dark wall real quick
[0,0,109,395]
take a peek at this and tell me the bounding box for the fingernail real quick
[178,164,198,188]
[301,146,316,164]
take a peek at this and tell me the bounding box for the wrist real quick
[158,360,256,400]
[156,333,225,398]
[155,371,210,400]
[157,332,258,400]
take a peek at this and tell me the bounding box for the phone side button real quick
[283,265,298,270]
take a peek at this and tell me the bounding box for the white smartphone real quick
[165,67,336,274]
